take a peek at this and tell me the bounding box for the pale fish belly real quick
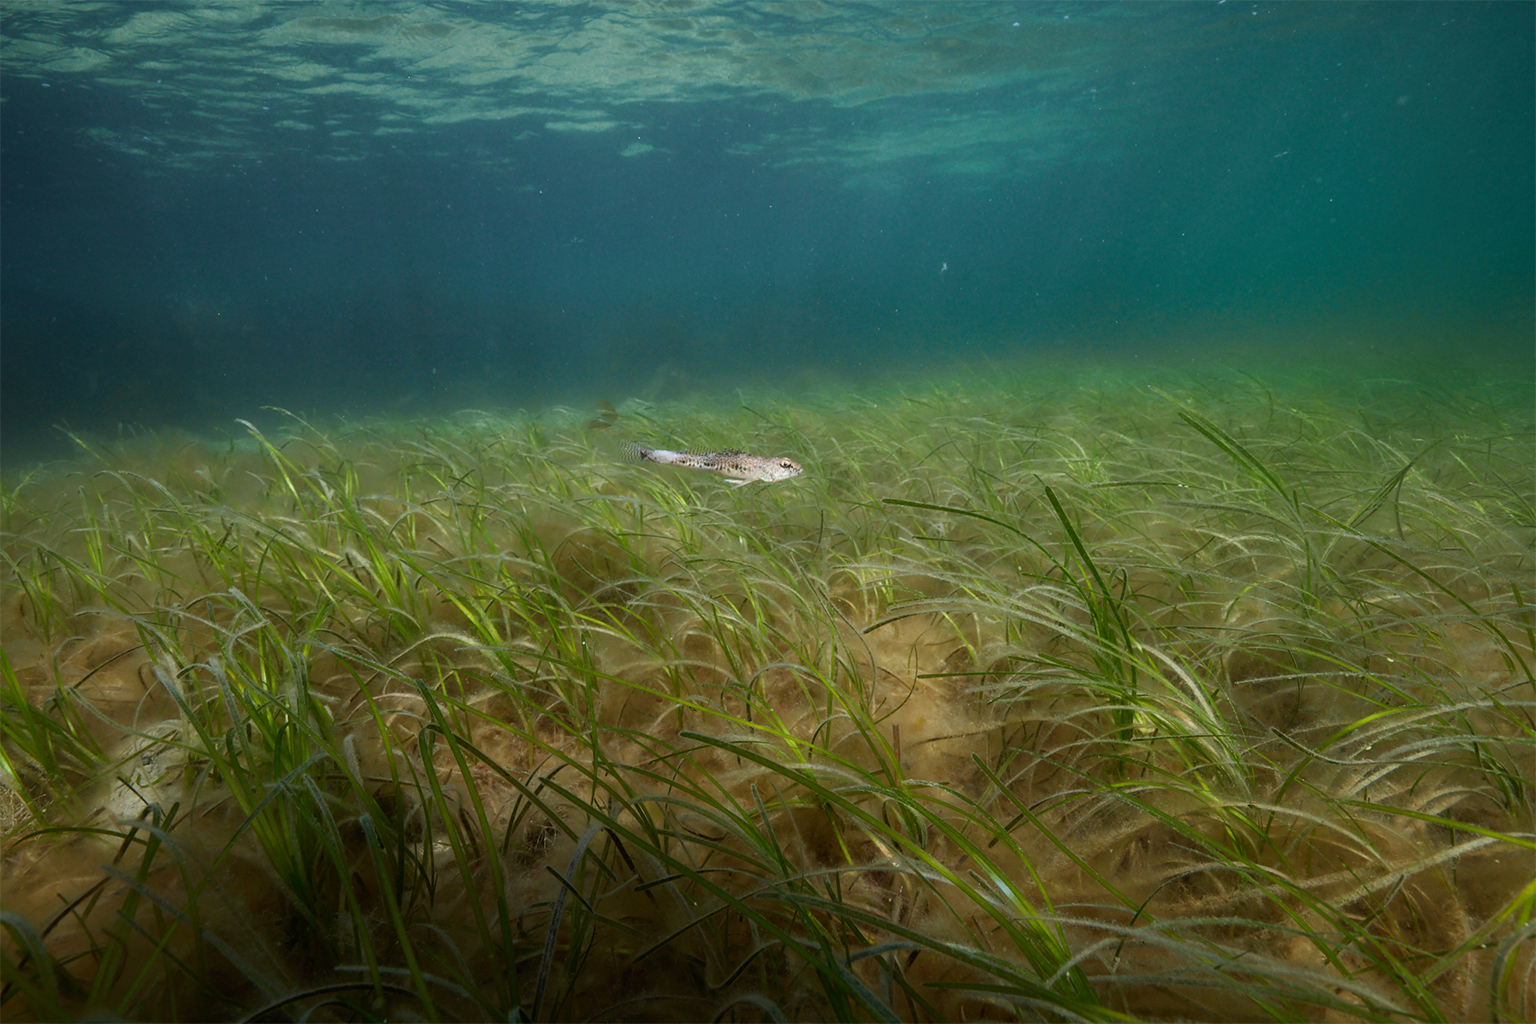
[622,444,803,486]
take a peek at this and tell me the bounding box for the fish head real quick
[764,456,804,482]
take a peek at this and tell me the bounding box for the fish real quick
[585,399,620,430]
[621,443,803,487]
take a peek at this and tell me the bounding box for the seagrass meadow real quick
[2,353,1532,1023]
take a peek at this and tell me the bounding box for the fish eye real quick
[780,460,795,469]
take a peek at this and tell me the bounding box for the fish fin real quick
[725,478,754,488]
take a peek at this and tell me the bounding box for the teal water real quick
[1,2,1531,463]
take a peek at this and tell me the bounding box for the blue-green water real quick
[1,2,1531,462]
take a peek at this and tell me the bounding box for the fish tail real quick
[619,441,652,464]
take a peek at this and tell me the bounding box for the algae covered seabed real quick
[2,354,1532,1023]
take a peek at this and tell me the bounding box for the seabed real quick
[2,353,1532,1022]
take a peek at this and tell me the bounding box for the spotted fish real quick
[622,443,803,487]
